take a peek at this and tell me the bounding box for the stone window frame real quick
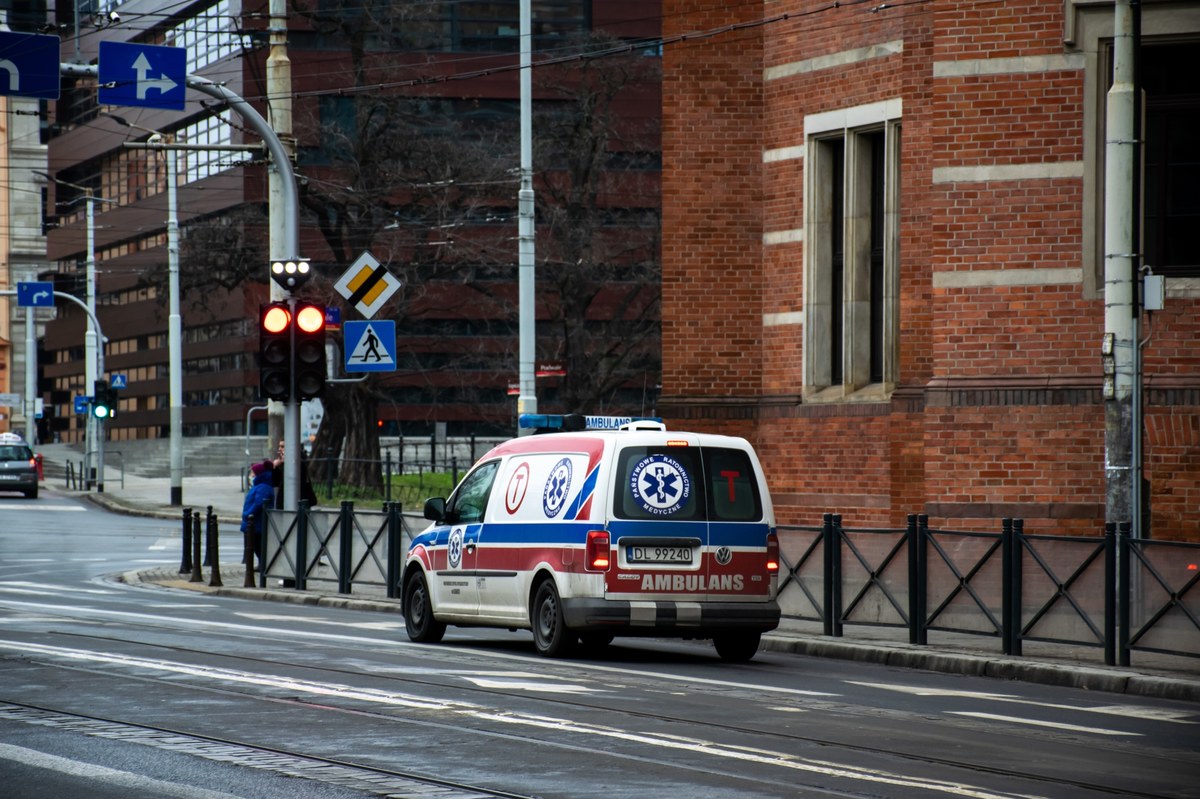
[1068,0,1200,298]
[802,100,902,402]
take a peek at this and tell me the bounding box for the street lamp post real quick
[103,113,184,505]
[34,171,110,489]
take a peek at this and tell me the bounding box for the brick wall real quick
[660,2,763,412]
[661,1,1200,541]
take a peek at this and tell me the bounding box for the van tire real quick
[714,632,760,662]
[404,571,446,643]
[531,580,574,657]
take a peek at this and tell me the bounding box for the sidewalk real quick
[40,449,1200,702]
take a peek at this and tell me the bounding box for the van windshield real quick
[613,446,762,522]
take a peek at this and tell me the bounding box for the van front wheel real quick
[531,580,574,657]
[404,571,446,643]
[714,632,761,662]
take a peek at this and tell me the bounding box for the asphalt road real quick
[1,497,1198,799]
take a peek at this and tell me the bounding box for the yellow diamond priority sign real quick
[334,252,402,319]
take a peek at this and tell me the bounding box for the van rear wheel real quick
[404,571,445,643]
[713,632,761,662]
[531,580,574,657]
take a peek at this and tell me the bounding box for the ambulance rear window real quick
[704,448,762,522]
[613,446,762,522]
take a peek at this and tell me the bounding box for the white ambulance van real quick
[402,414,781,661]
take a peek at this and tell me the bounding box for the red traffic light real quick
[296,304,325,334]
[262,305,291,334]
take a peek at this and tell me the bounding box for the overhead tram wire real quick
[48,0,930,110]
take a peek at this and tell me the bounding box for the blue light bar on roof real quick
[519,414,664,431]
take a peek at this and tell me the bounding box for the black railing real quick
[202,503,1200,669]
[260,501,414,598]
[777,514,1200,667]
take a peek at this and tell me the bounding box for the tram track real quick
[3,625,1190,799]
[0,700,542,799]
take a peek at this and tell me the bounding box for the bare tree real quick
[533,33,662,414]
[163,9,662,491]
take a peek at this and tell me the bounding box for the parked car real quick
[0,433,38,499]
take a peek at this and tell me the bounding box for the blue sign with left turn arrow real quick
[17,281,54,307]
[0,32,61,100]
[98,41,186,110]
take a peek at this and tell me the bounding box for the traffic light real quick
[269,258,312,291]
[92,379,117,419]
[294,302,327,399]
[258,302,292,400]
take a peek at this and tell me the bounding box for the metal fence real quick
[776,514,1200,667]
[200,504,1199,668]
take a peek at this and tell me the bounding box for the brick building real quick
[658,1,1199,540]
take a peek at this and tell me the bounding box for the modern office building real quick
[35,1,661,446]
[658,1,1199,540]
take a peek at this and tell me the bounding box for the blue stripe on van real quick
[413,520,769,550]
[563,464,599,520]
[709,521,772,547]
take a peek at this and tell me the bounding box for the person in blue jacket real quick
[241,459,275,571]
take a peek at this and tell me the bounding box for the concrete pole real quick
[24,305,36,443]
[268,0,298,509]
[517,0,537,434]
[166,144,183,505]
[85,194,102,491]
[1104,0,1136,529]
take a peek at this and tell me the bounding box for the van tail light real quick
[585,530,610,572]
[765,531,779,573]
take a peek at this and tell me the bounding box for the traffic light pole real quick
[285,297,300,512]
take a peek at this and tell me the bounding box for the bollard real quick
[179,508,193,574]
[202,506,215,566]
[189,513,203,582]
[243,524,256,588]
[207,512,223,587]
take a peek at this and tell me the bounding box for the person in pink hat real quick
[241,459,275,570]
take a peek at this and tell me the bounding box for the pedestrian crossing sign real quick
[344,320,396,373]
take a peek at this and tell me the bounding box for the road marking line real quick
[0,597,839,700]
[0,741,246,799]
[235,612,404,631]
[0,581,114,595]
[459,675,604,694]
[0,640,1048,799]
[848,681,1197,724]
[948,711,1141,736]
[0,504,84,511]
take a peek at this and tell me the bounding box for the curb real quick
[82,491,242,527]
[117,567,1200,703]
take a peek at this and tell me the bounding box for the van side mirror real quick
[424,497,447,523]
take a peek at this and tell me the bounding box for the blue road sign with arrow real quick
[0,32,61,100]
[344,320,396,373]
[98,41,186,110]
[17,281,54,308]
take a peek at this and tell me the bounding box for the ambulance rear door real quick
[605,441,714,601]
[701,444,771,602]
